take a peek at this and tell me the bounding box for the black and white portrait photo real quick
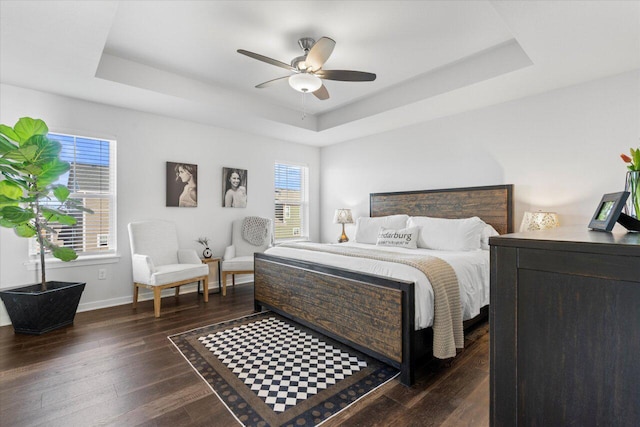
[222,167,247,208]
[166,162,198,207]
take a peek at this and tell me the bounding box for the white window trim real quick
[25,253,122,270]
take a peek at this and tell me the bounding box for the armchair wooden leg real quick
[153,287,162,318]
[175,286,180,298]
[133,283,139,308]
[203,276,209,303]
[232,274,235,287]
[222,272,227,297]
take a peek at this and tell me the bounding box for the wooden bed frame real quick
[254,184,513,386]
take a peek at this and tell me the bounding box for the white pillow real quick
[355,214,409,244]
[406,216,486,251]
[376,226,420,249]
[480,224,500,250]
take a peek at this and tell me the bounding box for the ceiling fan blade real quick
[237,49,295,72]
[255,76,290,89]
[316,69,376,82]
[306,37,336,71]
[313,84,330,100]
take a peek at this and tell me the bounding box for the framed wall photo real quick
[166,162,198,207]
[222,167,247,208]
[588,191,629,231]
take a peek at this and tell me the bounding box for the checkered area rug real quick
[198,317,368,413]
[169,312,399,427]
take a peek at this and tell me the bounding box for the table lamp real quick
[520,211,560,232]
[333,208,354,243]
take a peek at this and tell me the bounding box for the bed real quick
[254,184,513,386]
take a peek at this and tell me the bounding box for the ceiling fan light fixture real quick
[288,73,322,93]
[291,55,308,71]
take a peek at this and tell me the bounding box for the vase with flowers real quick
[196,236,212,258]
[620,147,640,221]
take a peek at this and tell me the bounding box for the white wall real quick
[319,70,640,242]
[0,84,320,326]
[2,70,638,326]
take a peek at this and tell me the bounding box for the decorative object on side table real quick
[197,236,212,258]
[519,211,560,232]
[621,147,640,221]
[0,117,92,334]
[333,208,354,243]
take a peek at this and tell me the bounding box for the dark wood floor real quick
[0,284,489,427]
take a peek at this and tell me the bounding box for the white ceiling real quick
[1,1,639,146]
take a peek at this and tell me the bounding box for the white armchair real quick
[128,220,209,317]
[221,217,273,296]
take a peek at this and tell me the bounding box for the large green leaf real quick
[0,180,22,200]
[0,218,15,228]
[52,246,77,262]
[13,117,48,145]
[0,205,34,223]
[20,163,43,175]
[0,124,20,142]
[2,145,39,162]
[31,135,61,162]
[0,134,17,154]
[53,185,70,202]
[0,195,20,207]
[14,223,36,238]
[0,164,20,177]
[36,159,71,187]
[42,207,77,225]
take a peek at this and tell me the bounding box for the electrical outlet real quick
[98,268,107,280]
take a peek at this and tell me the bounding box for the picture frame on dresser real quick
[588,191,629,231]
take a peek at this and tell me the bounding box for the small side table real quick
[198,257,222,294]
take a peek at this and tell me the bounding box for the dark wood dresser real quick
[489,227,640,426]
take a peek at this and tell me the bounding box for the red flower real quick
[621,153,632,163]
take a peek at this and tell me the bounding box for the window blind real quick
[274,162,308,241]
[31,133,116,256]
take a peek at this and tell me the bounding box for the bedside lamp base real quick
[338,224,349,243]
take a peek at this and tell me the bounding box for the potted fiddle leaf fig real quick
[0,117,91,334]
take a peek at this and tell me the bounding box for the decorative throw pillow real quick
[376,226,419,249]
[355,214,409,244]
[407,216,486,251]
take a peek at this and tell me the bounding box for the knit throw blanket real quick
[279,242,463,359]
[242,217,270,246]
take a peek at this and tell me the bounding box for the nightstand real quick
[198,256,221,294]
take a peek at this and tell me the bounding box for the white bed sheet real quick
[264,242,490,330]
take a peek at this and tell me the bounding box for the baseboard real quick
[0,277,254,326]
[77,276,254,313]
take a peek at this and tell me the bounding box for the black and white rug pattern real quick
[198,317,368,413]
[169,312,399,427]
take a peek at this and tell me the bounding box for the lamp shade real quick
[289,73,322,93]
[520,211,560,232]
[333,208,354,224]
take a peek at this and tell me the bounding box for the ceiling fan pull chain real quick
[301,92,306,120]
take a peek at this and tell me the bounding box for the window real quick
[97,234,109,248]
[274,162,308,241]
[31,133,116,257]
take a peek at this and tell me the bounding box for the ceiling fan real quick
[237,37,376,100]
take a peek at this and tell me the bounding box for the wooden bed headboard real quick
[370,184,513,235]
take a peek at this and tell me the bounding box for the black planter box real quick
[0,281,86,335]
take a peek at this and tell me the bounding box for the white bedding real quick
[264,242,490,330]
